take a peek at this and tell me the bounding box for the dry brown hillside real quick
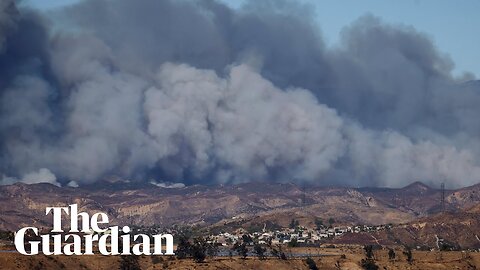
[1,181,479,249]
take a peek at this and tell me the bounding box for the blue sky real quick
[23,0,480,77]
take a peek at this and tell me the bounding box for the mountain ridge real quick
[1,181,477,226]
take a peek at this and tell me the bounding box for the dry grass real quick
[0,247,479,270]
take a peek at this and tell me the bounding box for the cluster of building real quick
[208,224,392,246]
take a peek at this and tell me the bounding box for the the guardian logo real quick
[14,204,174,256]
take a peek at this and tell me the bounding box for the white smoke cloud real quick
[1,0,480,188]
[145,64,346,183]
[21,168,60,186]
[67,180,79,187]
[149,180,185,189]
[344,124,480,187]
[1,168,60,186]
[3,57,480,187]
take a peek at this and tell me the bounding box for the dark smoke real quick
[1,0,479,188]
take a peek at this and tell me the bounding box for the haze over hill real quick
[1,0,480,188]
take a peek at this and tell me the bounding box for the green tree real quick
[233,242,248,259]
[403,246,413,264]
[314,218,324,230]
[328,218,335,226]
[388,248,396,261]
[289,219,296,229]
[206,242,218,258]
[288,238,298,247]
[364,245,374,260]
[360,259,379,270]
[242,234,253,245]
[191,237,207,263]
[175,235,191,259]
[270,244,287,260]
[253,243,266,260]
[119,255,141,270]
[305,257,319,270]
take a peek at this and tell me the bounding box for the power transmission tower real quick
[440,183,445,213]
[302,183,306,208]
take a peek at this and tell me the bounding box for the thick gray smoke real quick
[1,0,479,188]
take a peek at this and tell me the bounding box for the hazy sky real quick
[23,0,480,78]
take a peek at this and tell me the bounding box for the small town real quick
[132,219,393,249]
[205,223,392,247]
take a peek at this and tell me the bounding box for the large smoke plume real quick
[1,0,479,187]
